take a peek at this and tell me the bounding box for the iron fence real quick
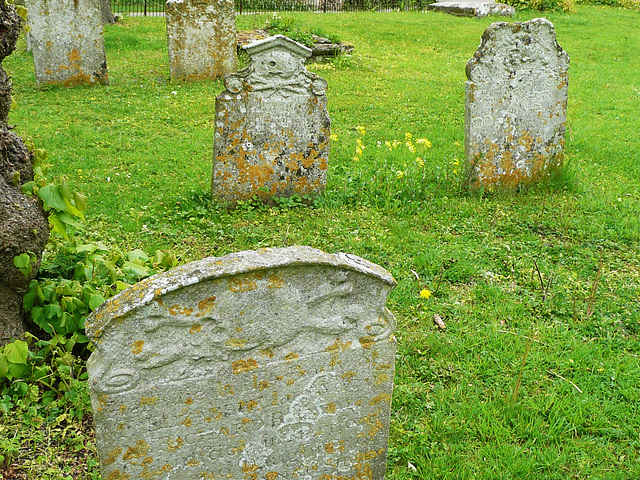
[110,0,433,15]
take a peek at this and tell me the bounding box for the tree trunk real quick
[0,2,50,346]
[101,0,116,24]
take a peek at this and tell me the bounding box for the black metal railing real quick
[111,0,432,15]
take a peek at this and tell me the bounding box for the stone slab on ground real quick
[24,0,108,87]
[86,246,397,480]
[427,0,515,17]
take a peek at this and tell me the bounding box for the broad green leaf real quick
[33,366,50,381]
[5,340,28,364]
[76,243,98,253]
[49,214,68,238]
[20,180,36,195]
[56,212,83,229]
[63,198,84,219]
[0,354,8,377]
[23,283,37,311]
[73,192,88,215]
[89,294,106,311]
[122,261,150,278]
[59,181,73,202]
[13,252,33,277]
[39,184,67,212]
[12,381,29,396]
[127,249,149,263]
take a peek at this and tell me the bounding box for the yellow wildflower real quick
[392,140,401,149]
[330,134,338,141]
[352,156,360,162]
[406,141,416,153]
[396,170,405,179]
[416,138,432,148]
[356,138,365,149]
[405,132,412,140]
[385,140,392,151]
[420,289,431,299]
[415,157,425,168]
[356,125,366,136]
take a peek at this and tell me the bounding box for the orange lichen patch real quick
[189,324,202,334]
[197,296,216,312]
[374,373,389,385]
[186,459,200,467]
[167,437,183,451]
[266,473,279,480]
[326,339,352,354]
[258,380,271,391]
[138,462,172,479]
[225,338,248,348]
[117,423,125,431]
[228,277,258,293]
[286,379,295,385]
[104,447,123,466]
[107,470,131,480]
[369,393,390,405]
[242,418,252,424]
[242,463,259,480]
[131,340,144,354]
[183,417,192,427]
[359,337,374,349]
[140,397,158,406]
[119,405,128,412]
[141,457,153,466]
[359,413,384,439]
[284,352,299,361]
[169,305,193,316]
[324,443,335,454]
[267,273,285,289]
[122,440,150,460]
[232,358,259,374]
[341,371,357,380]
[185,398,193,405]
[325,402,337,414]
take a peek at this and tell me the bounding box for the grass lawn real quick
[1,5,640,479]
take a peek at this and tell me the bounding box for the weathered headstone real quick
[86,246,397,479]
[24,0,108,87]
[165,0,237,81]
[465,18,569,190]
[427,0,514,18]
[212,35,330,203]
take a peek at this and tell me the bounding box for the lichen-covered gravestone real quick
[212,35,330,203]
[86,246,396,479]
[465,18,569,190]
[24,0,108,87]
[165,0,237,81]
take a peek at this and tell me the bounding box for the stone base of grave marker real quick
[465,18,569,190]
[427,0,515,17]
[25,0,108,87]
[86,246,396,480]
[212,35,330,204]
[166,0,237,81]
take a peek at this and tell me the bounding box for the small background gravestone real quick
[212,35,330,204]
[427,0,514,18]
[24,0,108,87]
[86,246,396,480]
[465,18,569,190]
[165,0,237,81]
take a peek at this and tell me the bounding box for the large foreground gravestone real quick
[24,0,108,87]
[465,18,569,190]
[212,35,330,204]
[86,246,397,479]
[166,0,237,81]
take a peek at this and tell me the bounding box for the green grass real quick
[3,6,640,478]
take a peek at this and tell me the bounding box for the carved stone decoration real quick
[86,246,397,480]
[212,35,330,203]
[165,0,237,81]
[24,0,108,87]
[465,18,569,190]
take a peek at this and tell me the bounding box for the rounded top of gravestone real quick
[244,34,312,60]
[85,246,396,342]
[466,18,569,83]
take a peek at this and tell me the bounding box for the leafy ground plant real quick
[1,6,640,479]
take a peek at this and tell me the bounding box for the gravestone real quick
[165,0,237,81]
[86,246,397,480]
[465,18,569,190]
[24,0,108,87]
[212,35,330,203]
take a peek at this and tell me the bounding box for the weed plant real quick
[1,7,640,479]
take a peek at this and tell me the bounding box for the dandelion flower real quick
[330,134,338,141]
[356,125,366,136]
[420,289,432,299]
[396,170,405,179]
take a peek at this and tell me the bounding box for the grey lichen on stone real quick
[465,18,569,190]
[212,35,331,204]
[25,0,108,87]
[165,0,237,81]
[86,246,397,480]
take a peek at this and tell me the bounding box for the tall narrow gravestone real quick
[165,0,237,81]
[212,35,330,204]
[86,246,397,479]
[465,19,569,190]
[24,0,108,87]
